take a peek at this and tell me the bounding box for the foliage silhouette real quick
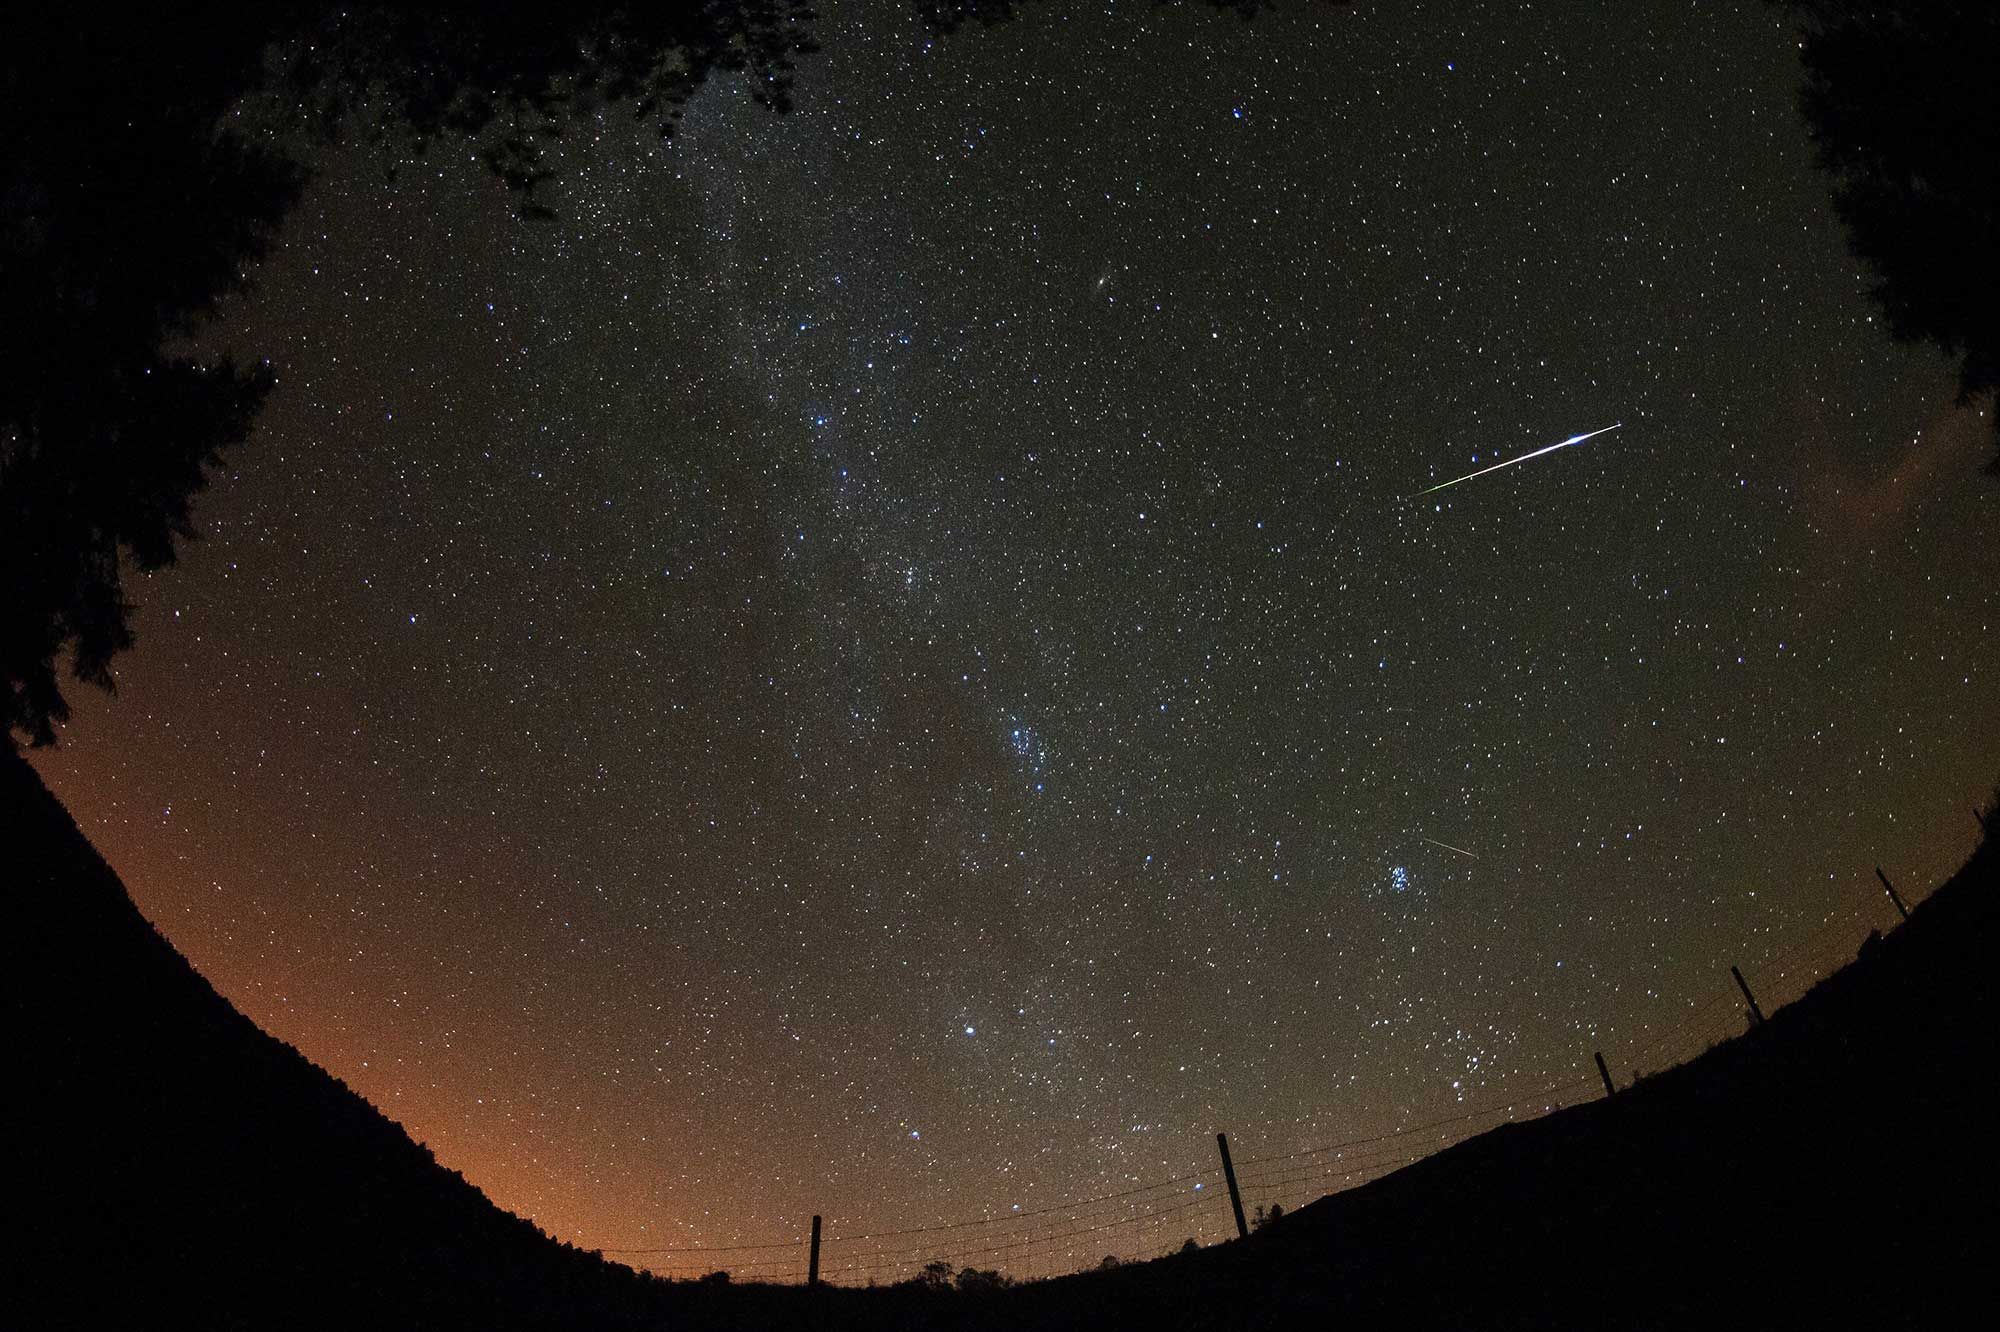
[1,4,816,749]
[266,4,820,210]
[1778,1,2000,469]
[3,1,1369,749]
[4,14,298,747]
[954,1266,1014,1293]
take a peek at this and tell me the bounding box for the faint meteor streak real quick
[1413,423,1623,498]
[1421,836,1478,860]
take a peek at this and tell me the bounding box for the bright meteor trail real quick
[1413,423,1623,498]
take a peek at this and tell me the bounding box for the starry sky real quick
[29,0,1997,1283]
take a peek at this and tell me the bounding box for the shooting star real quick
[1421,836,1479,860]
[1412,423,1622,499]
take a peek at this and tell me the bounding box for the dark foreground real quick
[6,748,1991,1329]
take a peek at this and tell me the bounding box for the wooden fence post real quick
[1594,1050,1617,1097]
[1875,866,1910,922]
[1731,965,1766,1026]
[1216,1132,1249,1240]
[808,1214,821,1287]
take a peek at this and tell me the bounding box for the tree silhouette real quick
[954,1265,1013,1293]
[5,2,1360,748]
[266,6,820,210]
[1779,1,2000,470]
[2,4,816,748]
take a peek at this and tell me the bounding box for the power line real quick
[601,1236,809,1256]
[825,1193,1217,1279]
[826,1179,1221,1267]
[826,1165,1218,1245]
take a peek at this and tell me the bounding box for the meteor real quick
[1421,836,1478,860]
[1412,423,1622,499]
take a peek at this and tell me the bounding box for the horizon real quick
[20,0,1997,1285]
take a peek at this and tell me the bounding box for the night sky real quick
[29,0,1997,1283]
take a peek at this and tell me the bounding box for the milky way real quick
[30,0,1996,1283]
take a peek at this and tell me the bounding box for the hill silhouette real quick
[4,749,699,1329]
[7,744,1991,1328]
[991,818,1995,1330]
